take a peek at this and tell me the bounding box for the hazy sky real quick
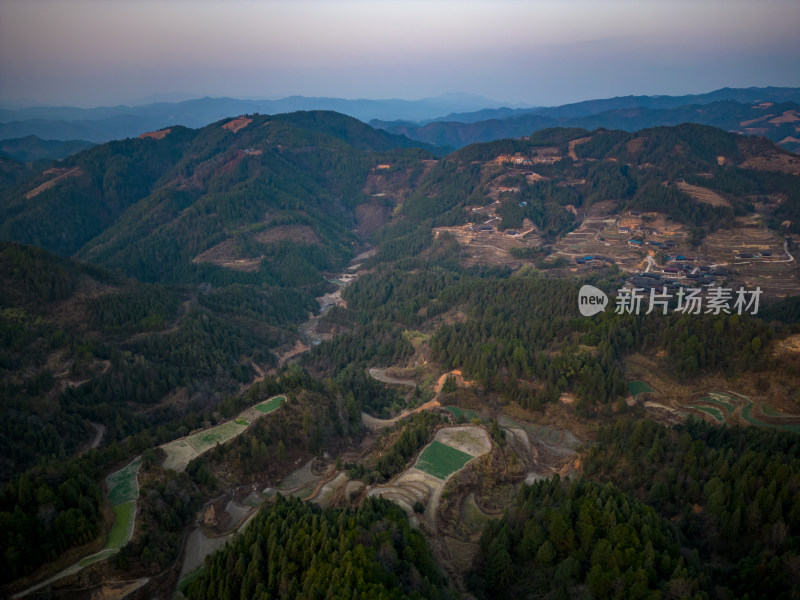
[1,0,798,107]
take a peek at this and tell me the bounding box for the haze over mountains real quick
[372,87,800,153]
[0,93,516,146]
[2,88,799,159]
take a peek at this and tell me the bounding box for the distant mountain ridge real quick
[1,87,797,147]
[0,94,515,143]
[422,86,800,124]
[0,135,95,162]
[372,95,800,152]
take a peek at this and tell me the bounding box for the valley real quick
[1,112,800,599]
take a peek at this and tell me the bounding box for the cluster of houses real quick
[666,254,697,262]
[626,266,726,291]
[574,255,614,265]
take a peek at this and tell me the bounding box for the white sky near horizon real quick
[0,0,798,107]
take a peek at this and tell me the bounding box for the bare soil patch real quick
[313,472,349,508]
[769,110,800,124]
[740,115,775,127]
[369,367,416,386]
[434,427,491,458]
[25,167,83,199]
[740,142,800,174]
[433,223,543,269]
[255,224,321,245]
[677,181,731,207]
[222,116,252,133]
[193,238,261,272]
[568,136,591,161]
[275,339,310,366]
[138,128,171,140]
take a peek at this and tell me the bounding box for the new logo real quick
[578,285,608,316]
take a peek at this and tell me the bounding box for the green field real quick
[106,456,141,505]
[688,405,724,423]
[287,482,317,499]
[187,420,248,454]
[444,406,480,422]
[106,501,136,549]
[627,381,655,397]
[78,549,116,568]
[255,395,286,414]
[741,403,800,433]
[415,441,473,480]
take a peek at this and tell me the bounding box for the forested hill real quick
[0,110,439,281]
[373,98,800,152]
[369,123,800,256]
[184,495,449,600]
[0,240,316,480]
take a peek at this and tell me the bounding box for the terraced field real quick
[106,502,136,549]
[160,395,285,470]
[703,222,799,299]
[700,392,738,414]
[255,395,285,414]
[550,216,643,271]
[276,459,321,498]
[683,391,800,433]
[741,402,800,433]
[106,456,141,505]
[367,426,492,526]
[186,420,248,454]
[498,415,581,449]
[688,405,725,423]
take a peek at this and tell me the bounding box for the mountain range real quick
[0,93,516,144]
[1,105,800,598]
[372,94,800,152]
[1,87,799,154]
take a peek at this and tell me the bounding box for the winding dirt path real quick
[361,369,473,431]
[361,399,441,431]
[368,368,417,387]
